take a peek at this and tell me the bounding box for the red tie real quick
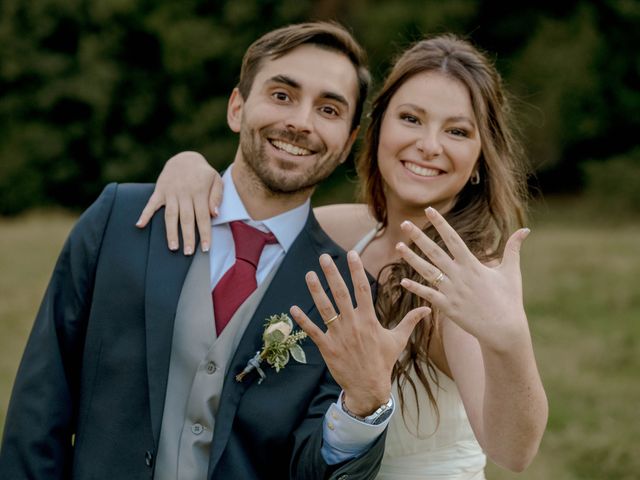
[212,221,277,335]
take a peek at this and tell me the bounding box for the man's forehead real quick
[255,45,359,102]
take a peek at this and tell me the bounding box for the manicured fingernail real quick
[201,241,210,252]
[212,207,219,217]
[185,246,193,255]
[425,207,435,216]
[401,221,411,230]
[169,241,179,251]
[135,218,142,227]
[347,250,359,262]
[319,254,332,267]
[396,242,406,251]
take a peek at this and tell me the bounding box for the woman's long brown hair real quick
[356,34,530,432]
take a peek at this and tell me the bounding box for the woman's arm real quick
[397,207,548,472]
[136,151,222,255]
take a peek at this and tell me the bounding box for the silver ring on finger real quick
[431,271,445,290]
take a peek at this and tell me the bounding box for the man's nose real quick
[285,102,313,134]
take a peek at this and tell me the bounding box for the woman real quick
[140,34,548,479]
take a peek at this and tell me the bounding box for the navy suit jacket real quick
[0,183,385,479]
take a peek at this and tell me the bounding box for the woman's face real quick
[377,71,482,214]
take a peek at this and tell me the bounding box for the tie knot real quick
[229,221,277,267]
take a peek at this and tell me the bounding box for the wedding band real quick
[432,271,445,289]
[324,314,340,326]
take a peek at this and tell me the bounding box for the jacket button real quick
[145,450,154,467]
[206,361,217,374]
[192,423,204,435]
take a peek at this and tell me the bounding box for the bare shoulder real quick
[313,203,377,251]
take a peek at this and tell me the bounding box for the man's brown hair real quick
[237,21,370,132]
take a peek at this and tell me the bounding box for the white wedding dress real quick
[376,366,486,479]
[353,228,486,479]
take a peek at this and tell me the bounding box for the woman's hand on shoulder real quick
[313,203,376,251]
[136,151,222,255]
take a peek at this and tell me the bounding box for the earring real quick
[470,170,480,185]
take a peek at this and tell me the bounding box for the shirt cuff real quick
[320,391,395,465]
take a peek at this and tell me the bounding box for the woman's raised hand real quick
[136,151,222,255]
[396,207,531,353]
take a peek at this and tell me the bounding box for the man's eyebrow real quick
[321,91,350,109]
[267,75,300,89]
[267,75,350,110]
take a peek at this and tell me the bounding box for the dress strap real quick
[351,223,383,255]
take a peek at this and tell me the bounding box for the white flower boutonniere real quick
[235,313,308,383]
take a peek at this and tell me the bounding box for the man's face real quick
[228,44,359,195]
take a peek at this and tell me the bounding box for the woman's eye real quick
[449,128,469,137]
[400,113,419,124]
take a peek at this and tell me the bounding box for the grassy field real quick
[1,200,639,478]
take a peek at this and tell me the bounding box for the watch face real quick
[371,408,393,425]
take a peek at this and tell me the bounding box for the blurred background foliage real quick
[0,0,639,214]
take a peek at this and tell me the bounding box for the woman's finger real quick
[501,228,530,274]
[164,196,180,251]
[400,220,454,274]
[396,242,445,286]
[136,192,163,229]
[424,207,475,263]
[208,171,223,218]
[178,194,196,255]
[193,193,212,252]
[400,278,447,309]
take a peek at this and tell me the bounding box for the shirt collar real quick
[212,166,310,252]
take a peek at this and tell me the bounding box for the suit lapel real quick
[208,212,343,475]
[145,217,195,447]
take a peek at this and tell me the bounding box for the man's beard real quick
[238,125,348,197]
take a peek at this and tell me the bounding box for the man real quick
[0,22,424,479]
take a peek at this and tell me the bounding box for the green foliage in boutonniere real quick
[236,313,308,383]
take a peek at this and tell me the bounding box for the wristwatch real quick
[341,395,394,425]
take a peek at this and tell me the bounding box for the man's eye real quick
[272,92,290,102]
[320,105,339,116]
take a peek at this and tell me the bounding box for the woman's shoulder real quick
[313,203,378,251]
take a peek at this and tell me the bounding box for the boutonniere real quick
[235,313,308,384]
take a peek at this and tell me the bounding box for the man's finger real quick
[392,306,431,346]
[346,251,375,317]
[319,254,354,318]
[304,270,340,327]
[290,305,326,348]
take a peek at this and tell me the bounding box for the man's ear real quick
[227,88,244,133]
[341,126,360,164]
